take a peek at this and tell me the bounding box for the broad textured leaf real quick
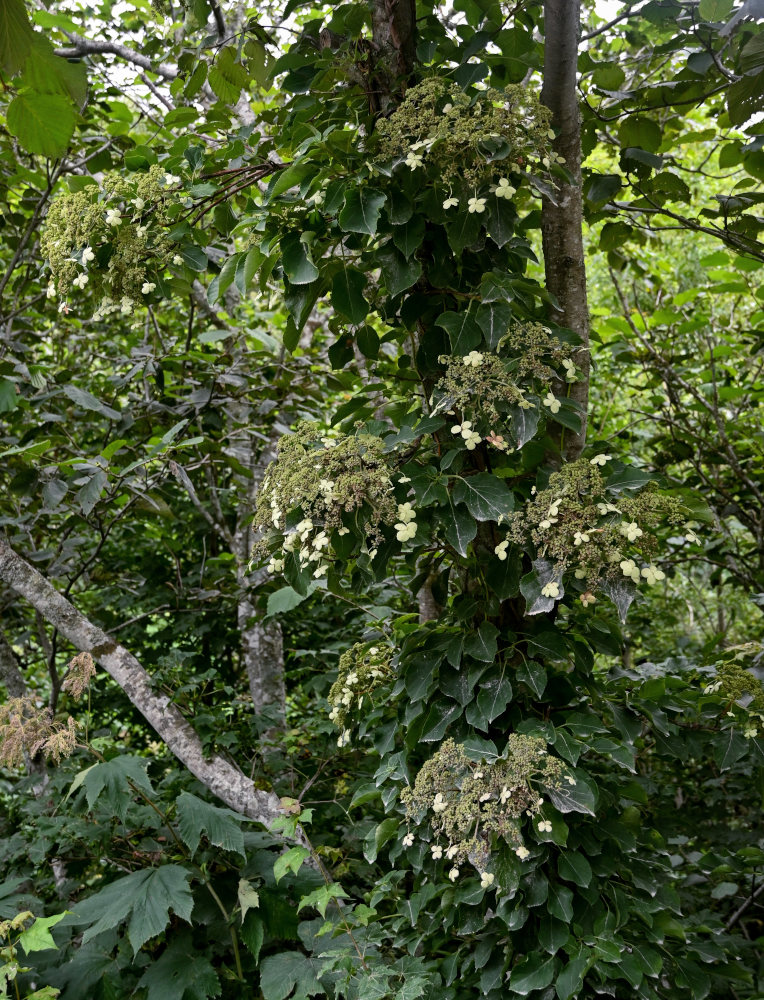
[555,953,590,1000]
[435,309,482,354]
[273,846,311,883]
[297,882,347,916]
[138,936,221,1000]
[81,756,153,822]
[237,879,260,921]
[267,585,310,616]
[443,500,477,556]
[476,300,511,350]
[7,93,75,157]
[509,403,540,448]
[392,216,425,258]
[464,621,499,662]
[509,954,555,995]
[331,267,369,324]
[446,211,481,254]
[475,676,513,724]
[0,0,34,75]
[208,47,249,102]
[78,469,108,516]
[699,0,733,17]
[175,791,244,856]
[280,234,319,284]
[557,851,592,888]
[453,473,512,521]
[75,865,194,954]
[338,188,386,235]
[546,772,598,816]
[63,385,120,421]
[0,378,17,413]
[520,559,563,616]
[379,247,421,296]
[258,951,324,1000]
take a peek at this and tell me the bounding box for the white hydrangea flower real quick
[744,724,758,739]
[368,547,378,560]
[398,475,411,484]
[641,564,665,586]
[431,844,443,859]
[267,557,284,573]
[538,819,553,833]
[480,872,495,888]
[685,527,700,544]
[543,392,561,414]
[494,177,515,199]
[590,453,611,466]
[81,246,95,264]
[515,845,530,860]
[597,502,620,515]
[580,592,596,607]
[405,151,424,169]
[464,431,481,450]
[443,196,459,210]
[164,173,180,186]
[433,793,447,813]
[337,527,350,536]
[173,254,184,267]
[573,531,590,546]
[565,775,577,786]
[574,568,587,579]
[494,540,509,561]
[402,832,415,847]
[448,867,460,882]
[133,196,146,210]
[467,196,486,214]
[397,502,415,524]
[500,786,512,804]
[141,282,156,294]
[620,521,643,542]
[446,845,458,859]
[72,273,88,289]
[561,358,577,382]
[396,521,417,542]
[313,564,328,578]
[105,209,121,227]
[463,350,483,368]
[541,581,560,599]
[620,558,641,583]
[451,420,472,437]
[337,729,351,747]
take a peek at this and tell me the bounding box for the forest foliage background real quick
[0,0,763,998]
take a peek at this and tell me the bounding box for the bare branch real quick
[54,36,177,80]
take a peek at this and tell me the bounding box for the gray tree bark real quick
[0,535,285,827]
[0,630,27,698]
[541,0,590,461]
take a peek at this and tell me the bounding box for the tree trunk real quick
[370,0,417,111]
[541,0,590,461]
[0,630,27,698]
[0,535,285,827]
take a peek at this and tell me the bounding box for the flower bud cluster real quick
[703,652,764,739]
[400,736,564,877]
[254,423,399,576]
[41,164,178,315]
[504,459,687,603]
[375,78,559,193]
[328,642,394,742]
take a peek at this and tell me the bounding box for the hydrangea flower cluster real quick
[432,334,581,452]
[328,643,394,746]
[400,737,564,878]
[254,423,399,575]
[502,459,687,601]
[703,652,764,739]
[0,698,78,769]
[375,78,561,196]
[41,164,179,315]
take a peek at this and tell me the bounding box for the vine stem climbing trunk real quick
[0,535,286,827]
[541,0,590,461]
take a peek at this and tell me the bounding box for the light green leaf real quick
[297,883,347,917]
[237,879,260,921]
[208,46,249,103]
[175,791,245,857]
[273,845,311,884]
[18,912,68,954]
[698,0,734,19]
[7,92,76,157]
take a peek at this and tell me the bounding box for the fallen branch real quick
[0,534,282,828]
